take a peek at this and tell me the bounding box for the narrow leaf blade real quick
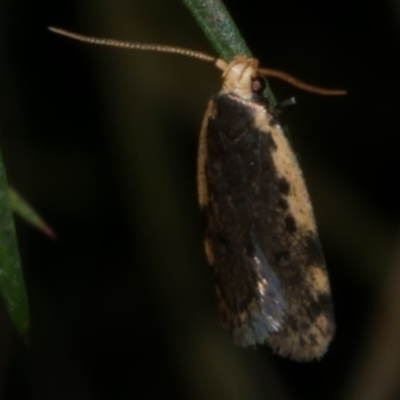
[0,154,29,339]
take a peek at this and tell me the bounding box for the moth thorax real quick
[219,57,259,99]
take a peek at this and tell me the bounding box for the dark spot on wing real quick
[277,198,288,210]
[212,95,252,140]
[264,132,277,151]
[310,293,334,316]
[284,215,297,233]
[277,177,290,195]
[273,250,290,263]
[304,233,325,265]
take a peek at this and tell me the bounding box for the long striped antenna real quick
[48,27,346,96]
[48,27,216,64]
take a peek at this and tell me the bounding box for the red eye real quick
[251,77,266,94]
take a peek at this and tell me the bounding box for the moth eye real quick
[251,77,266,94]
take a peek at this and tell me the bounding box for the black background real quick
[1,0,400,399]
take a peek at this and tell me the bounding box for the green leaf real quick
[0,154,29,339]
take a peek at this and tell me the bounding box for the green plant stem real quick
[182,0,276,104]
[182,0,250,61]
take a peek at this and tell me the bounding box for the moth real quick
[49,27,345,361]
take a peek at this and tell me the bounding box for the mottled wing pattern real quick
[198,93,334,361]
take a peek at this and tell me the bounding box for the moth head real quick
[216,56,264,99]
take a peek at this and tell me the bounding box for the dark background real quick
[1,0,400,399]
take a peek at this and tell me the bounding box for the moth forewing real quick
[198,57,334,361]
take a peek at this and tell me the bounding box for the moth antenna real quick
[48,27,217,64]
[258,67,347,96]
[48,27,346,96]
